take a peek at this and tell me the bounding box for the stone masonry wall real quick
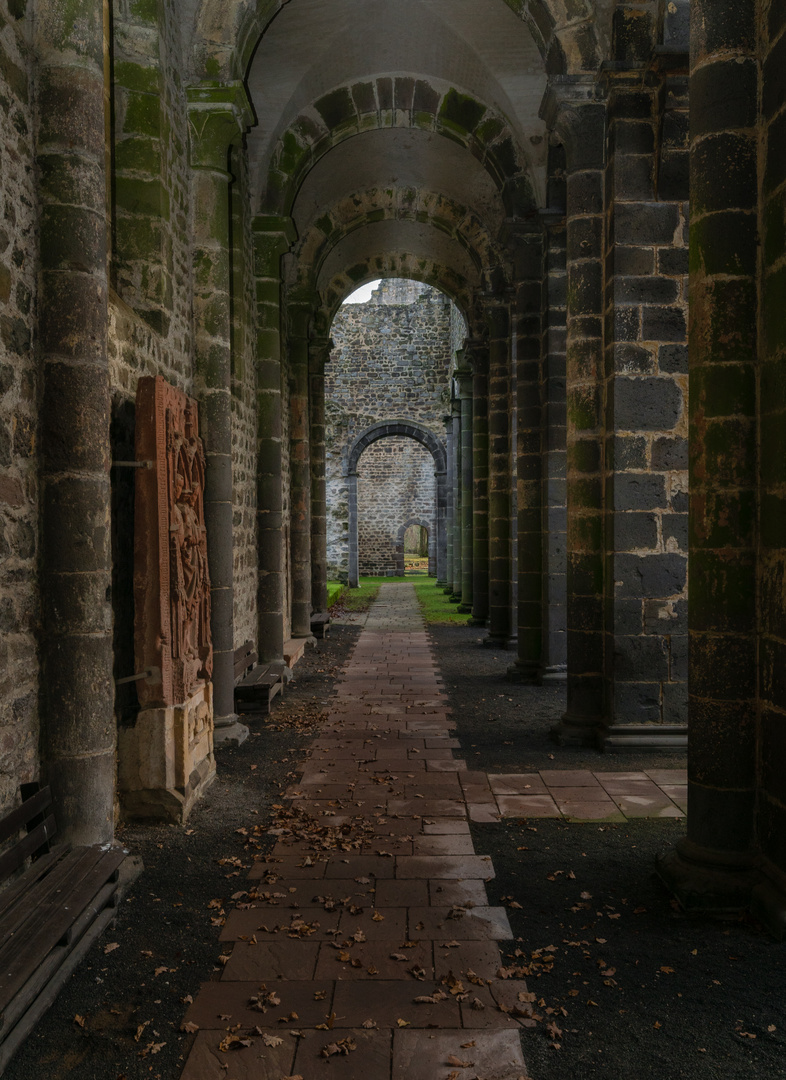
[357,439,435,576]
[230,145,259,650]
[0,1,38,811]
[325,279,454,579]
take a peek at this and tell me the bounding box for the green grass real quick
[339,575,473,625]
[326,581,345,606]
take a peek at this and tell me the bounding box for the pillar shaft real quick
[659,0,759,908]
[443,416,454,593]
[38,0,114,844]
[542,85,607,738]
[457,370,474,611]
[509,235,545,681]
[451,401,462,597]
[252,217,294,662]
[309,340,329,613]
[485,298,514,646]
[288,305,313,637]
[470,344,490,625]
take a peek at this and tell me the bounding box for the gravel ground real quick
[6,616,786,1080]
[432,622,786,1080]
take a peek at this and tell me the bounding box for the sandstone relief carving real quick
[135,376,213,708]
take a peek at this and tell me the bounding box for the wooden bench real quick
[310,611,331,639]
[0,783,125,1073]
[234,642,285,715]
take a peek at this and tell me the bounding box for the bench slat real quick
[0,789,51,850]
[0,850,66,926]
[0,845,114,960]
[0,847,124,1012]
[0,816,58,882]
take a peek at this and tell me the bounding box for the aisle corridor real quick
[179,584,531,1079]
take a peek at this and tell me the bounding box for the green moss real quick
[114,135,161,174]
[114,175,165,218]
[439,88,486,135]
[346,263,367,283]
[114,61,159,95]
[314,87,356,132]
[129,0,159,25]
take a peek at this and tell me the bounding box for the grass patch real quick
[326,581,345,606]
[341,575,473,626]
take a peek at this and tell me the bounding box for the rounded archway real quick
[345,420,448,587]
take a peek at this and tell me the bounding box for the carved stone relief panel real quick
[135,375,213,708]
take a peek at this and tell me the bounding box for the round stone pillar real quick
[485,296,515,647]
[541,82,608,740]
[288,302,314,638]
[252,216,295,662]
[187,82,252,744]
[451,399,462,599]
[443,415,454,594]
[38,0,114,845]
[469,340,490,626]
[456,366,474,613]
[309,336,330,613]
[659,0,759,911]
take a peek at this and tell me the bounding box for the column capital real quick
[309,335,333,372]
[454,366,473,399]
[539,76,606,171]
[187,81,254,172]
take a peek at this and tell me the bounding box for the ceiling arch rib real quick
[258,76,540,221]
[289,188,511,301]
[190,0,611,83]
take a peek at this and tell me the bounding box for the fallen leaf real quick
[180,1021,199,1033]
[74,1015,86,1028]
[262,1034,284,1047]
[104,943,120,954]
[446,1054,474,1067]
[397,1019,410,1027]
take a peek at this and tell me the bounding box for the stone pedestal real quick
[119,682,215,823]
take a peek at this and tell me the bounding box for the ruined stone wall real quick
[0,1,38,810]
[325,280,453,579]
[357,439,435,576]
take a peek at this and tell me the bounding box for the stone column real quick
[541,81,607,739]
[659,0,759,910]
[38,0,114,844]
[288,301,313,638]
[309,336,330,613]
[187,82,252,745]
[451,398,462,599]
[485,295,515,647]
[347,470,359,587]
[508,232,545,682]
[456,366,474,612]
[469,340,490,626]
[443,415,454,593]
[539,211,568,681]
[252,216,295,662]
[435,461,448,586]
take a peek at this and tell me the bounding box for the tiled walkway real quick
[178,584,686,1080]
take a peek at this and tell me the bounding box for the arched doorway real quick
[345,420,447,587]
[396,518,434,577]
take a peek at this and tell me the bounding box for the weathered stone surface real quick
[134,375,213,709]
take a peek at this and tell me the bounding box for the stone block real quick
[118,682,215,824]
[614,552,687,598]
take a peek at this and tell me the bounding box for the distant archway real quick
[396,518,434,577]
[345,420,447,587]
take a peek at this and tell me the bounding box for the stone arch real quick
[345,421,447,588]
[261,79,537,220]
[192,0,607,81]
[395,517,435,578]
[290,189,512,306]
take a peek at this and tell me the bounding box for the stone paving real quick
[178,584,687,1080]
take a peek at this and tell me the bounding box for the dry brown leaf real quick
[180,1021,199,1033]
[446,1053,474,1067]
[263,1034,284,1047]
[104,942,120,954]
[74,1015,86,1028]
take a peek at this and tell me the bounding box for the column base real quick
[600,723,688,751]
[469,617,487,628]
[443,586,453,595]
[506,660,540,684]
[449,594,462,604]
[457,603,473,613]
[550,711,602,747]
[435,579,447,588]
[540,664,567,682]
[657,837,759,916]
[214,716,249,746]
[482,634,516,650]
